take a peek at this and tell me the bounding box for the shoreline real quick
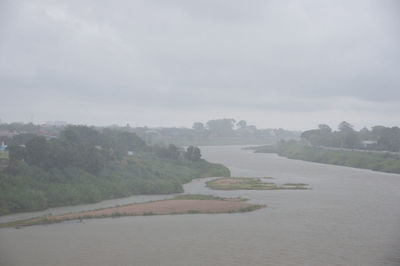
[247,145,400,175]
[0,195,265,228]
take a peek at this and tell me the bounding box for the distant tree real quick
[0,122,40,134]
[338,121,354,132]
[115,131,145,151]
[376,127,400,152]
[371,126,386,137]
[247,125,257,131]
[8,145,26,161]
[301,124,336,147]
[318,124,332,133]
[206,119,235,137]
[47,139,75,169]
[359,127,372,141]
[337,121,360,149]
[61,125,100,145]
[301,129,321,145]
[25,136,50,169]
[9,133,37,146]
[167,144,180,160]
[185,146,201,161]
[100,129,145,159]
[236,120,247,129]
[300,123,398,151]
[192,122,205,131]
[157,144,180,160]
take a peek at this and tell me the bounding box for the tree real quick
[301,124,336,147]
[185,146,201,161]
[9,133,37,146]
[376,127,400,152]
[371,126,386,137]
[337,121,360,149]
[359,127,371,140]
[25,136,50,169]
[236,120,247,129]
[61,125,100,146]
[192,122,205,131]
[318,124,332,133]
[100,129,145,159]
[338,121,353,132]
[206,119,235,137]
[157,144,180,160]
[8,145,25,161]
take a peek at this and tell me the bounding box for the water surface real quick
[1,146,399,266]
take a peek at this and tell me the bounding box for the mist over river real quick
[1,146,400,266]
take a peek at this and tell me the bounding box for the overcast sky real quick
[0,0,399,130]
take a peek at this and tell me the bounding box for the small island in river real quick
[206,177,309,190]
[0,194,265,228]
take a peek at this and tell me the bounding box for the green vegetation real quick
[0,151,8,159]
[247,122,400,174]
[0,151,8,170]
[0,126,230,216]
[184,146,202,161]
[256,141,400,174]
[206,177,309,190]
[300,122,400,152]
[283,183,308,186]
[174,194,223,200]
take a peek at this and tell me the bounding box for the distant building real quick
[361,140,377,149]
[45,121,68,126]
[0,130,19,138]
[0,141,9,170]
[0,141,7,151]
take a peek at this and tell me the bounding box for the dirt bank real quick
[0,196,265,228]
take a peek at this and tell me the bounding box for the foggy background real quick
[0,0,399,130]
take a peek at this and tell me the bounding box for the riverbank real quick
[0,195,265,228]
[248,143,400,174]
[2,145,400,266]
[0,153,230,216]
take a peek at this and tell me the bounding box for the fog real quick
[0,0,399,130]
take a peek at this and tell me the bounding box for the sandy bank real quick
[0,196,265,227]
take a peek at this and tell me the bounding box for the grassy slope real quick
[0,153,230,216]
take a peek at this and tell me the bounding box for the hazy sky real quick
[1,0,399,130]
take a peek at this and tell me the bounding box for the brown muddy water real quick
[1,146,400,266]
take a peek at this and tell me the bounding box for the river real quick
[1,146,399,266]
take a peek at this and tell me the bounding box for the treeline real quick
[0,126,230,215]
[8,126,146,174]
[0,122,42,133]
[0,119,300,147]
[251,141,400,174]
[0,122,63,138]
[301,121,400,152]
[136,118,300,146]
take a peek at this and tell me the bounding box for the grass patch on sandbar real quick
[206,177,309,191]
[173,194,223,200]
